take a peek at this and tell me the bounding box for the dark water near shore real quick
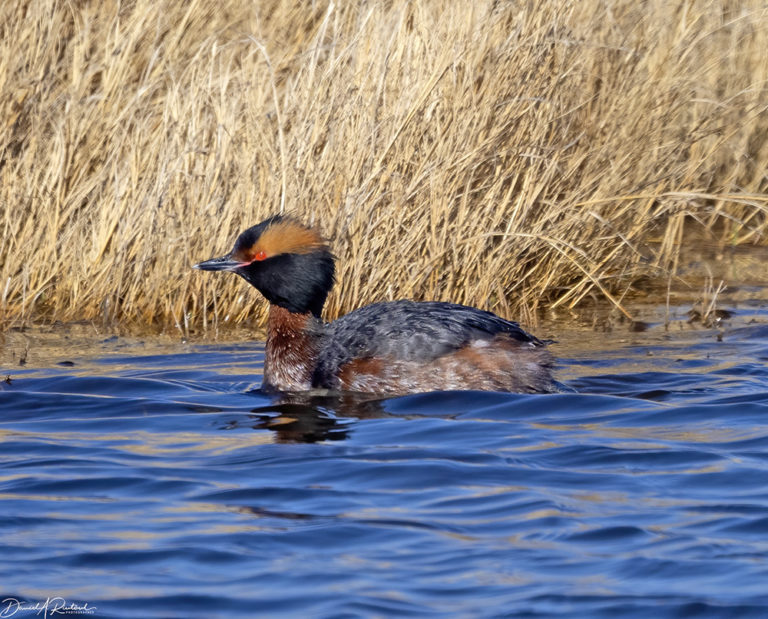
[1,301,768,618]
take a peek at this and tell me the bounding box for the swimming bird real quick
[193,215,555,394]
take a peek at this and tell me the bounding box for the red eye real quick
[253,250,268,261]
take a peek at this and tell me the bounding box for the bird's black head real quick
[194,215,335,317]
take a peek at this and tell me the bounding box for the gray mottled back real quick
[312,300,543,388]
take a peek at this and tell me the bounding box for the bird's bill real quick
[192,254,245,272]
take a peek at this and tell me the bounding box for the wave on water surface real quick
[1,307,768,618]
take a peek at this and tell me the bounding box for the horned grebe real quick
[194,215,555,394]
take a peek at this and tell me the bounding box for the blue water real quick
[1,306,768,618]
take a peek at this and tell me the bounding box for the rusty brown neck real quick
[263,304,322,392]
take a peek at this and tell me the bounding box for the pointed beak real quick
[193,254,245,272]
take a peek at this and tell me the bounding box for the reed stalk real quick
[0,0,766,333]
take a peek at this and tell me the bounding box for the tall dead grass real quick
[1,0,766,334]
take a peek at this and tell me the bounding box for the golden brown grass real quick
[1,0,767,335]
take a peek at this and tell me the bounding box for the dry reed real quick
[1,0,767,335]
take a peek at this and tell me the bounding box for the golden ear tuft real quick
[251,219,328,259]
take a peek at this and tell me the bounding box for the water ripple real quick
[1,312,768,616]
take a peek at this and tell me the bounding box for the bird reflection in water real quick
[227,390,391,443]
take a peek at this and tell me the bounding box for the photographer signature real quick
[0,598,96,618]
